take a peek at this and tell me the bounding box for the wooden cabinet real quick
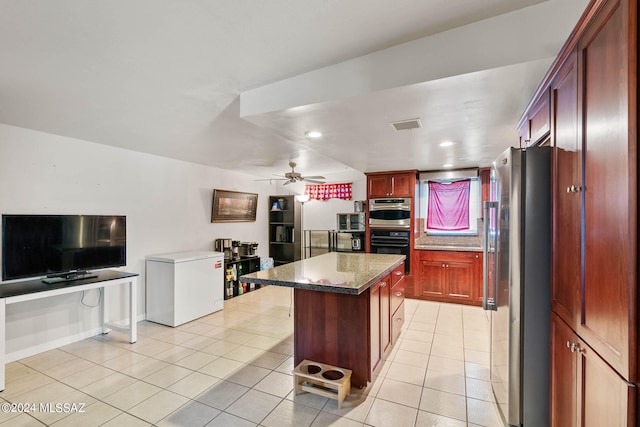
[371,264,405,373]
[536,0,638,424]
[294,262,404,388]
[550,313,577,427]
[550,0,635,380]
[417,250,482,306]
[551,313,635,427]
[365,170,417,297]
[370,271,395,373]
[390,264,405,344]
[518,88,550,147]
[370,281,381,372]
[550,48,581,329]
[366,171,415,198]
[268,195,301,265]
[577,0,633,380]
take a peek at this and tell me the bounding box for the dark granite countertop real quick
[239,252,405,295]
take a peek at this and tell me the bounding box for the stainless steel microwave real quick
[337,212,366,232]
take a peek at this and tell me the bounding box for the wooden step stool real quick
[293,360,352,409]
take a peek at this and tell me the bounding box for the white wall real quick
[0,124,276,360]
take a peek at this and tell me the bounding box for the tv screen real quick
[2,215,126,281]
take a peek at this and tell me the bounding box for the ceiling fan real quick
[257,161,326,185]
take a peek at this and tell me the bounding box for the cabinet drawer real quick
[390,264,405,286]
[391,277,405,315]
[391,301,405,345]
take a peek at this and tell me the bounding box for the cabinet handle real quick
[395,292,403,297]
[442,264,445,268]
[396,317,402,322]
[566,185,584,193]
[566,341,582,353]
[380,281,387,288]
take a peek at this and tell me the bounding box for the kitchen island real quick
[240,252,405,388]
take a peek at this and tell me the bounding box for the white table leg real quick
[129,277,137,343]
[101,286,110,334]
[0,299,6,391]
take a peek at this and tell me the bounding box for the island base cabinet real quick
[551,314,636,426]
[293,267,403,389]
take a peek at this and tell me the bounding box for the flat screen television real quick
[2,215,126,281]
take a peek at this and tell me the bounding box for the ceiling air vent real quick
[391,118,422,131]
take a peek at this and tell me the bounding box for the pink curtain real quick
[305,183,352,201]
[427,179,470,230]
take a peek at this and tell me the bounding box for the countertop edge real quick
[240,255,405,295]
[414,245,482,252]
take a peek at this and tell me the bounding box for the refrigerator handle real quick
[483,201,498,311]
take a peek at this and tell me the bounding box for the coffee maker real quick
[214,238,233,260]
[231,240,241,260]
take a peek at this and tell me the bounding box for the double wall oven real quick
[368,197,411,274]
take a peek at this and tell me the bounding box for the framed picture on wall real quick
[211,189,258,222]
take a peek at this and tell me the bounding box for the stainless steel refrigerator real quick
[482,146,550,427]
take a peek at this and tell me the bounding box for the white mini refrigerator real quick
[146,251,224,327]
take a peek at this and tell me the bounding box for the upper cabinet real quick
[366,171,416,198]
[518,87,551,147]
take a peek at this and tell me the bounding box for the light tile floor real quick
[0,286,503,426]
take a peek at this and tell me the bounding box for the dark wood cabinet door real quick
[370,282,381,372]
[578,335,635,427]
[518,119,529,147]
[419,259,446,298]
[551,49,581,329]
[368,176,390,197]
[445,259,474,302]
[380,277,391,355]
[390,174,413,197]
[529,88,550,145]
[551,312,635,427]
[578,0,633,378]
[471,252,483,304]
[550,313,577,427]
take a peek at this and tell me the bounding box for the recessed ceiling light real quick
[305,131,322,139]
[440,141,455,147]
[443,163,454,168]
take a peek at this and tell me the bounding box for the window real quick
[420,176,480,235]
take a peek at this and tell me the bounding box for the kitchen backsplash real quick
[415,218,484,248]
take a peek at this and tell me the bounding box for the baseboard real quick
[6,313,146,363]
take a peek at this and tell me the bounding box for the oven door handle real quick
[370,243,409,248]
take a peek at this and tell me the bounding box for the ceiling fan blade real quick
[282,180,291,185]
[254,178,287,181]
[302,175,325,180]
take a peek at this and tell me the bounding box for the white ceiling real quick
[0,0,589,182]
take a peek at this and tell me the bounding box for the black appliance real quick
[214,238,233,260]
[369,229,410,274]
[2,214,126,281]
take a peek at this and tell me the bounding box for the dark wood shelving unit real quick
[268,195,301,265]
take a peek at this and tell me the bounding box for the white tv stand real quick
[0,270,138,391]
